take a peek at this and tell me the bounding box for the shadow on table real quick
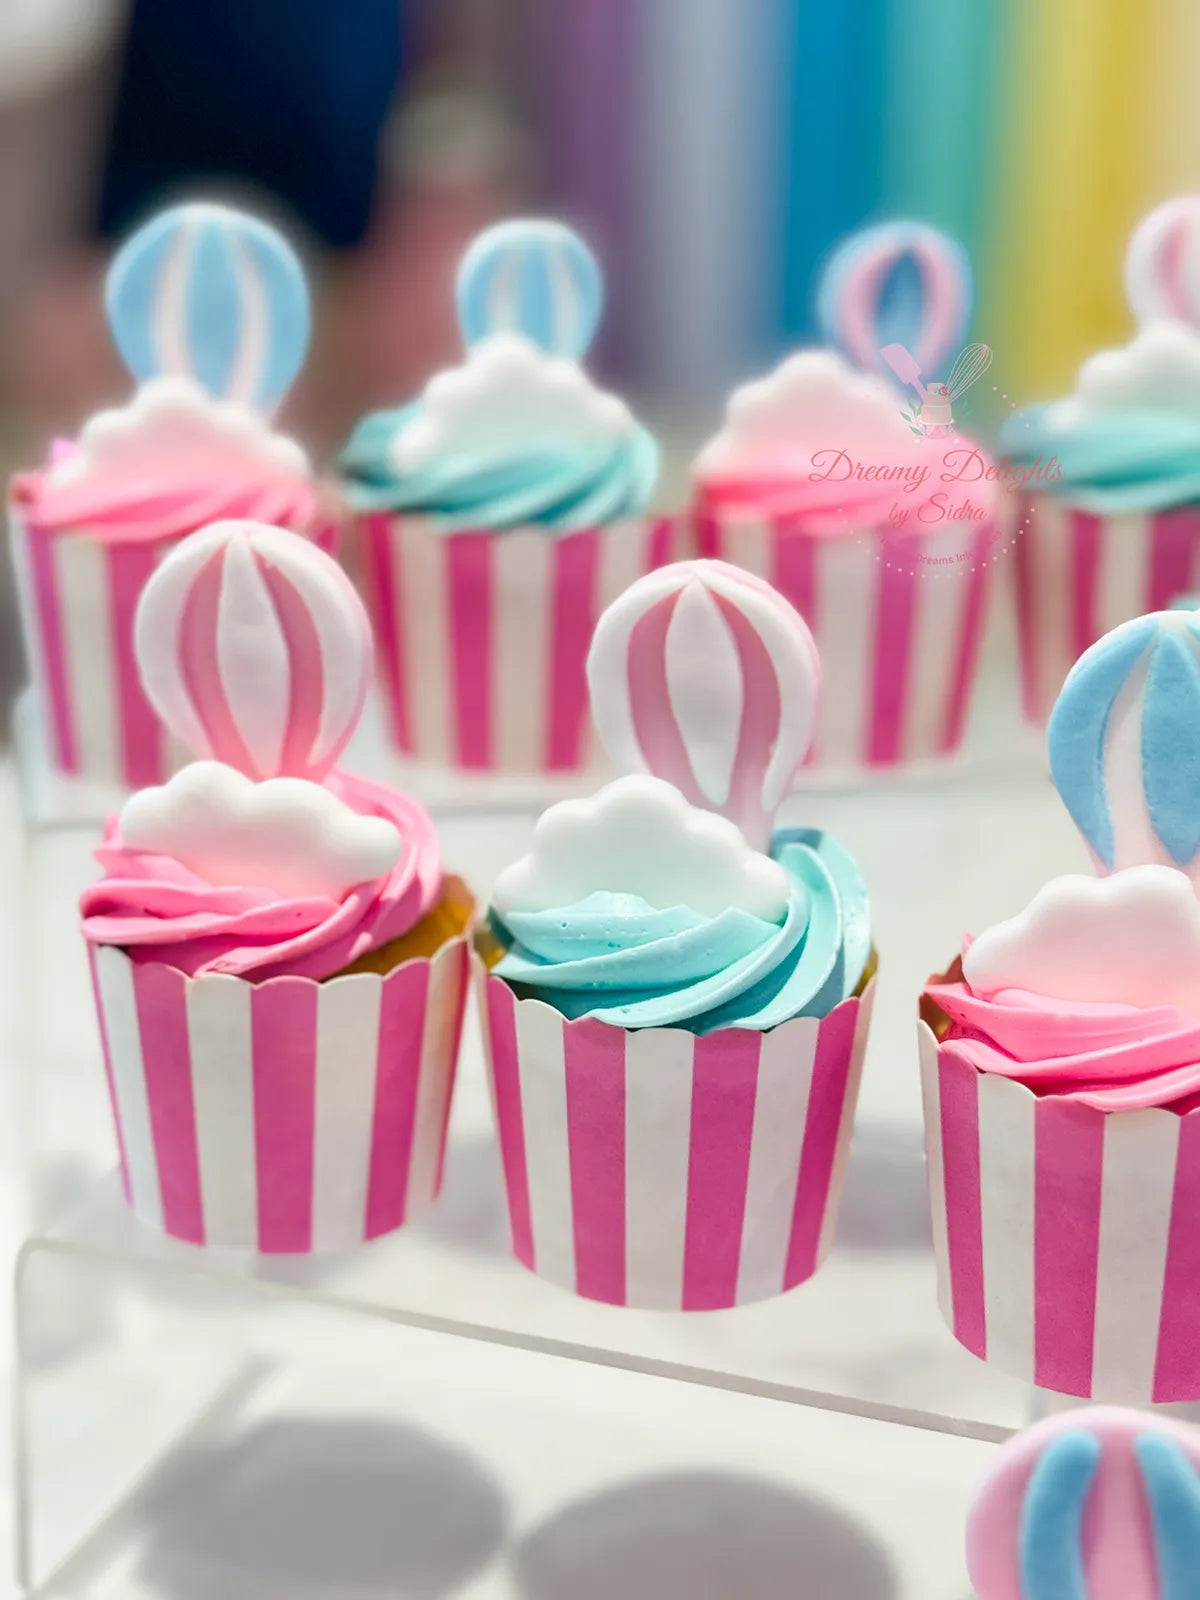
[513,1469,897,1600]
[413,1131,513,1260]
[134,1413,508,1598]
[836,1127,933,1255]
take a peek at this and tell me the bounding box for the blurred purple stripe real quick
[538,0,637,374]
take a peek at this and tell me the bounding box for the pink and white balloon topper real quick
[1125,196,1200,330]
[134,520,372,783]
[586,559,820,851]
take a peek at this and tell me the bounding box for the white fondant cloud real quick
[695,349,916,474]
[119,761,400,899]
[1052,320,1200,425]
[490,773,790,921]
[963,864,1200,1017]
[392,331,637,471]
[50,375,310,488]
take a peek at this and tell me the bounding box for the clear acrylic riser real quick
[7,663,1159,1596]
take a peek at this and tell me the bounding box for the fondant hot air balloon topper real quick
[455,217,603,361]
[587,560,820,851]
[1048,609,1200,882]
[106,201,311,414]
[134,520,372,784]
[1125,195,1200,330]
[819,220,992,433]
[967,1406,1200,1600]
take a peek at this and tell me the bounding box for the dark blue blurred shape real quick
[98,0,405,246]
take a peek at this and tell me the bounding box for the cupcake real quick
[340,218,677,775]
[920,607,1200,1401]
[1004,196,1200,722]
[475,560,875,1309]
[81,520,473,1253]
[694,221,1000,771]
[9,202,332,795]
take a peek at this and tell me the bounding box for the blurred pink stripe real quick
[1034,1098,1104,1395]
[564,1017,626,1303]
[88,944,132,1203]
[938,1050,986,1359]
[26,524,76,771]
[869,542,915,764]
[1155,1116,1200,1400]
[252,979,318,1252]
[682,1030,759,1310]
[446,533,493,768]
[486,978,534,1268]
[365,961,429,1239]
[785,1000,858,1285]
[132,961,204,1245]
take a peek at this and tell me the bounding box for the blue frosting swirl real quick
[340,398,659,531]
[490,828,871,1034]
[1002,404,1200,513]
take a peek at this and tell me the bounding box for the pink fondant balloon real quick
[1125,197,1200,329]
[967,1406,1200,1600]
[135,519,372,781]
[586,559,820,850]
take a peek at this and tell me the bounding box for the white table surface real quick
[0,577,1075,1595]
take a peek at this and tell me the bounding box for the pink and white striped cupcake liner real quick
[356,513,683,773]
[919,1020,1200,1403]
[87,935,470,1253]
[477,963,876,1309]
[696,509,996,770]
[8,500,337,790]
[1014,495,1200,723]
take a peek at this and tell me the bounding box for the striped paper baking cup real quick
[8,498,337,791]
[696,508,998,769]
[1014,495,1200,723]
[919,1018,1200,1402]
[356,513,685,773]
[87,933,470,1253]
[477,961,876,1309]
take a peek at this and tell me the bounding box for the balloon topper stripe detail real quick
[1048,610,1200,875]
[134,520,372,783]
[970,1409,1200,1600]
[817,220,972,381]
[105,203,311,412]
[1125,196,1200,330]
[586,560,820,851]
[456,218,603,361]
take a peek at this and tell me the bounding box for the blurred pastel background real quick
[0,0,1195,715]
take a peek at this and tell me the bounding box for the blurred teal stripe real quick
[880,0,999,289]
[775,0,888,348]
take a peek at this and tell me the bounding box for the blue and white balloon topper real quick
[1049,609,1200,876]
[455,219,603,363]
[105,202,311,413]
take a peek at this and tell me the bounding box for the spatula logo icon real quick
[881,340,993,436]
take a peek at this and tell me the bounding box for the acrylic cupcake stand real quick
[5,600,1110,1599]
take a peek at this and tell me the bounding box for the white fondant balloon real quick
[134,520,372,782]
[586,560,820,850]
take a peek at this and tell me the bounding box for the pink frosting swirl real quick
[13,451,323,545]
[697,431,996,533]
[81,771,444,982]
[927,953,1200,1112]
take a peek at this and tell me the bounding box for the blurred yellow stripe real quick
[1143,0,1200,198]
[983,0,1153,404]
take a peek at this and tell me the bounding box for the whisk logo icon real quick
[882,340,993,437]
